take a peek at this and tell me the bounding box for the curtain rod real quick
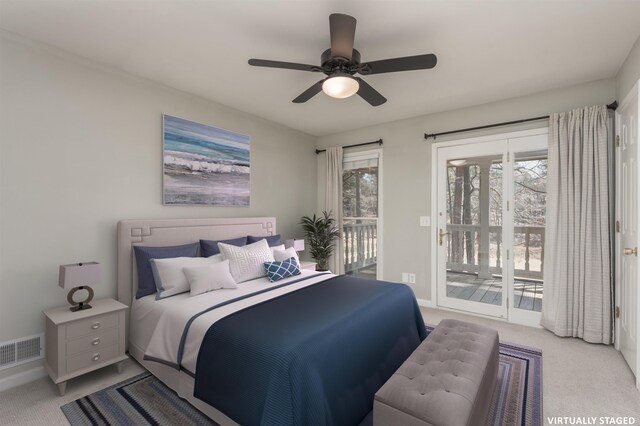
[315,139,383,154]
[424,101,618,141]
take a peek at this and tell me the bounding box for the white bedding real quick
[132,270,334,375]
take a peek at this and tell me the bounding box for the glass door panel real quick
[512,149,547,313]
[446,155,504,305]
[437,141,508,319]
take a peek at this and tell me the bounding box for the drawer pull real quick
[92,338,100,346]
[92,353,101,362]
[91,322,101,329]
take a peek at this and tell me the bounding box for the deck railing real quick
[343,220,377,275]
[446,224,544,280]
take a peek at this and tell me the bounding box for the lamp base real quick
[69,303,93,312]
[67,286,94,312]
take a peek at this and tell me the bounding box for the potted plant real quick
[299,211,342,272]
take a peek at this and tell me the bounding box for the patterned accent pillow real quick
[218,239,275,283]
[263,257,301,282]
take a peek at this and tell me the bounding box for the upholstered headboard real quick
[117,217,276,307]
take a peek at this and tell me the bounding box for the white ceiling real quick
[1,0,640,136]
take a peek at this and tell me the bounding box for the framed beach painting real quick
[163,115,250,206]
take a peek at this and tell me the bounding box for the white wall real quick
[317,78,616,302]
[0,33,317,380]
[617,34,640,102]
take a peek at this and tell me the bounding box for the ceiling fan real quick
[248,13,437,106]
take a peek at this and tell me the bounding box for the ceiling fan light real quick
[322,75,359,99]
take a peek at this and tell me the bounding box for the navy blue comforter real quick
[194,275,426,426]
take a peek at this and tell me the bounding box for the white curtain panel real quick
[325,146,345,274]
[541,105,612,344]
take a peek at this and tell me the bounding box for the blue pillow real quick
[200,236,247,257]
[247,234,282,247]
[133,243,199,299]
[263,257,301,282]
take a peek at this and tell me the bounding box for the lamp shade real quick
[322,75,359,99]
[285,239,305,252]
[59,262,101,289]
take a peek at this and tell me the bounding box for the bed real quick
[117,217,426,426]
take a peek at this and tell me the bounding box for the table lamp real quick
[59,262,101,312]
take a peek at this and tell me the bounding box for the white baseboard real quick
[416,298,436,308]
[416,303,543,329]
[0,366,47,392]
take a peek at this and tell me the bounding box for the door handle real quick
[624,247,638,256]
[439,228,450,246]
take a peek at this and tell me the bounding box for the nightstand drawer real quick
[66,312,118,339]
[66,328,117,356]
[67,345,118,374]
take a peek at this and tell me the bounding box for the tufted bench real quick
[373,319,499,426]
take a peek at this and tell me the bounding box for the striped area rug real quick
[487,341,542,425]
[62,329,542,426]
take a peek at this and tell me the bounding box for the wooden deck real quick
[446,271,542,312]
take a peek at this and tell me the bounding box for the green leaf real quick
[299,211,341,268]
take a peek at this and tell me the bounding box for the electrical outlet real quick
[409,273,416,284]
[419,216,430,227]
[402,273,409,283]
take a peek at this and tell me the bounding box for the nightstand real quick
[43,298,128,396]
[299,261,317,271]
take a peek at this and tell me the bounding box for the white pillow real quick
[184,260,237,296]
[207,254,224,263]
[273,247,300,267]
[150,256,219,299]
[218,239,275,283]
[270,244,285,256]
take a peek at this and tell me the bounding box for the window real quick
[343,151,381,279]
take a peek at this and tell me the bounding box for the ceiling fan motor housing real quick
[321,48,361,73]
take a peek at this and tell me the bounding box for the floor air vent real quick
[0,334,44,370]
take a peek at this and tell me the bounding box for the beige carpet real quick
[0,307,638,425]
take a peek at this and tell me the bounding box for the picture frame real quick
[162,114,250,206]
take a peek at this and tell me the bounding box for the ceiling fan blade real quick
[329,13,356,60]
[248,59,319,72]
[292,80,325,103]
[355,77,386,106]
[359,53,437,75]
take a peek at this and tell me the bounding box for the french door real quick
[434,131,547,326]
[615,81,639,387]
